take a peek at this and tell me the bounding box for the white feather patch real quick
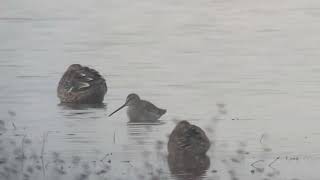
[78,82,90,89]
[85,77,94,81]
[67,87,74,93]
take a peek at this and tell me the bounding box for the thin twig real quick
[113,131,116,144]
[12,122,16,130]
[250,160,264,169]
[40,132,49,180]
[8,110,17,130]
[21,135,26,179]
[260,134,265,144]
[121,160,133,167]
[268,156,280,168]
[100,154,109,162]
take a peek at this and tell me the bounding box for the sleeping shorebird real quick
[168,121,210,155]
[109,93,166,122]
[57,64,107,104]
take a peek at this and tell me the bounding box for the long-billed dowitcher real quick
[108,93,166,122]
[168,121,210,155]
[57,64,107,104]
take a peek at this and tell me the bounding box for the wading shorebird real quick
[168,121,210,155]
[108,93,166,122]
[57,64,107,104]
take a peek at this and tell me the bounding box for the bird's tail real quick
[160,109,167,116]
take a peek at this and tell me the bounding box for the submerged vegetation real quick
[0,107,302,180]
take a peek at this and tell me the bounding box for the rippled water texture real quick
[1,0,320,179]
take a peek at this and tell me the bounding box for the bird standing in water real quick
[109,93,166,122]
[57,64,107,104]
[168,121,210,155]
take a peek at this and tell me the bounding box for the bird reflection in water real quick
[58,103,107,119]
[59,103,107,110]
[126,121,166,147]
[168,153,210,180]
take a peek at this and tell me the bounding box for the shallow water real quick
[1,0,320,179]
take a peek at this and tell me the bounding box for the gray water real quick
[1,0,320,179]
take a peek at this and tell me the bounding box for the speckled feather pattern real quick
[168,121,210,155]
[57,64,107,104]
[127,99,166,122]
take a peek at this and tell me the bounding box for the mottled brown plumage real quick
[109,93,166,122]
[57,64,107,104]
[168,121,210,156]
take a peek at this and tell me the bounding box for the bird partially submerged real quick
[109,93,166,122]
[168,121,210,155]
[57,64,107,104]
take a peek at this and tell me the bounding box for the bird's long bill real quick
[108,103,126,117]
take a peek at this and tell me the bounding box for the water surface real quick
[1,0,320,179]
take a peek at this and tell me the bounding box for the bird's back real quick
[58,65,107,103]
[168,121,210,155]
[127,100,166,122]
